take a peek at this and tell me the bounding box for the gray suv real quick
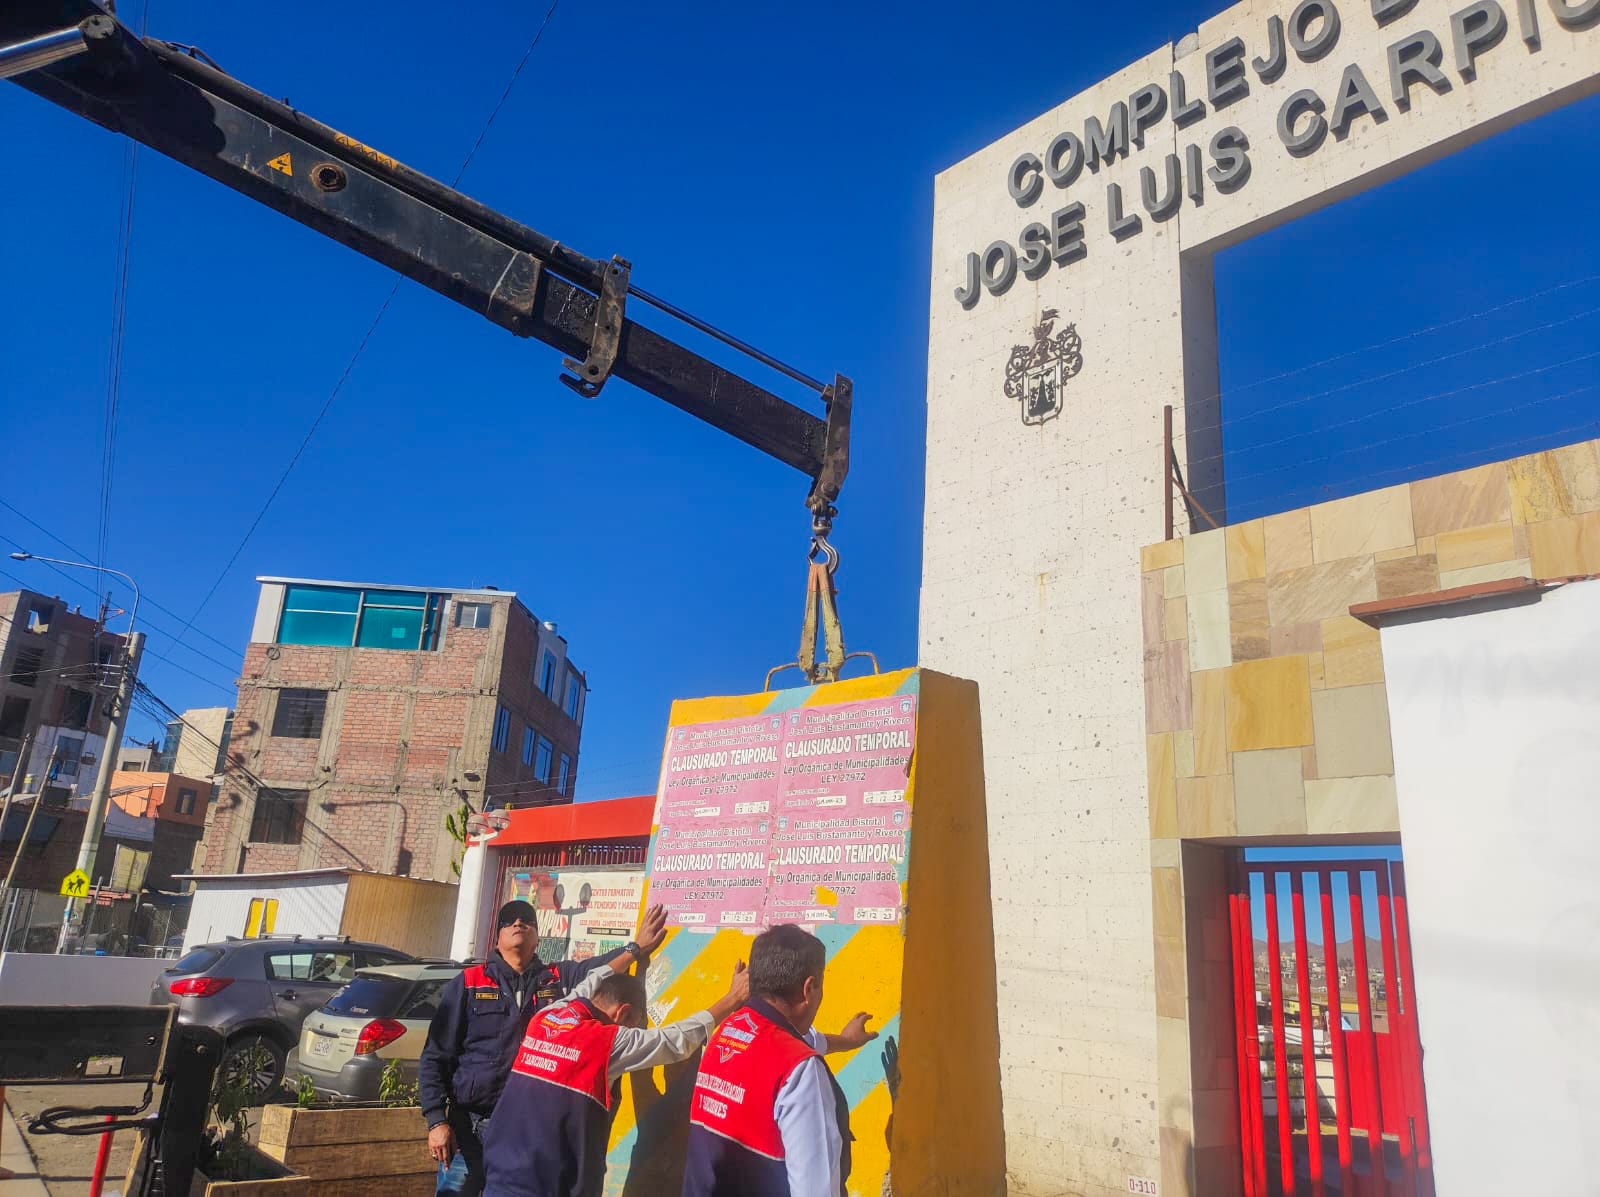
[151,936,415,1097]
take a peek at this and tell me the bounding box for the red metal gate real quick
[1229,859,1433,1196]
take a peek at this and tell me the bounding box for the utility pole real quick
[58,630,144,951]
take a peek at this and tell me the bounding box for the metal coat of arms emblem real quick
[1003,308,1082,426]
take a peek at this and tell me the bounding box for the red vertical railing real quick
[1229,884,1261,1197]
[1348,877,1386,1197]
[1233,858,1433,1196]
[1376,872,1416,1196]
[1319,870,1353,1174]
[1264,875,1294,1193]
[1390,864,1433,1194]
[1291,873,1323,1184]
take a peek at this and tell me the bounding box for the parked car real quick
[151,936,416,1098]
[286,962,463,1102]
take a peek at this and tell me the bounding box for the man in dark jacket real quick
[422,899,668,1197]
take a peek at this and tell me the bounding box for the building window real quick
[24,601,52,633]
[0,749,15,777]
[12,648,43,687]
[0,696,30,739]
[249,789,306,844]
[563,673,582,721]
[277,584,444,652]
[454,601,492,629]
[540,652,557,698]
[521,726,535,766]
[271,689,328,739]
[176,787,199,816]
[54,735,84,778]
[535,736,553,783]
[157,719,182,772]
[492,705,511,753]
[61,688,93,731]
[557,753,571,795]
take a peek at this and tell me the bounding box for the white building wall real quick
[183,874,349,953]
[1379,579,1600,1196]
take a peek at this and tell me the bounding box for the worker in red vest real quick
[481,957,751,1197]
[682,924,877,1197]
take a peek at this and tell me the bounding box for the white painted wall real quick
[1380,579,1600,1196]
[0,952,170,1006]
[183,875,349,952]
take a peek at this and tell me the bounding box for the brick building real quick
[0,588,126,802]
[201,577,586,882]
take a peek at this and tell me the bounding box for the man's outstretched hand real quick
[636,903,669,955]
[831,1012,879,1052]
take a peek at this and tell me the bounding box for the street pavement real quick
[1,1083,149,1197]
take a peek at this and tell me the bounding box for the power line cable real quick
[0,496,243,661]
[1175,271,1600,441]
[169,0,565,651]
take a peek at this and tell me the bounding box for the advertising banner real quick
[504,867,647,963]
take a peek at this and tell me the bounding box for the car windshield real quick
[168,947,222,974]
[322,976,411,1019]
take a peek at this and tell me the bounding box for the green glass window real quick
[278,585,360,647]
[277,586,443,651]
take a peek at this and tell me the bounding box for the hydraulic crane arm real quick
[0,2,850,527]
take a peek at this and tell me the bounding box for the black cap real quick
[497,900,537,928]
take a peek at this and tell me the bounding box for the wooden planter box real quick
[258,1104,434,1197]
[189,1144,309,1196]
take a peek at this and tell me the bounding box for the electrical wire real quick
[168,0,565,653]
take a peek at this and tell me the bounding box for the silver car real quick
[151,936,415,1097]
[287,963,462,1101]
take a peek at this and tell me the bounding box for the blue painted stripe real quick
[759,683,819,714]
[835,1011,900,1108]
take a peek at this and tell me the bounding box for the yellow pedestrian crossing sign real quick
[59,869,90,898]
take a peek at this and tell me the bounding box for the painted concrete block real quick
[623,669,1004,1197]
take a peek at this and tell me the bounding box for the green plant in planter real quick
[379,1058,420,1108]
[291,1073,319,1110]
[199,1043,267,1180]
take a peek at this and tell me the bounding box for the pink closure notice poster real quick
[648,694,917,931]
[768,695,916,927]
[649,713,784,930]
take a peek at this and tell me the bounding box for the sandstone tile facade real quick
[1139,437,1600,1196]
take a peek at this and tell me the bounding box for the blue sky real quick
[2,1,1596,801]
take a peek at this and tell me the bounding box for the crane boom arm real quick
[1,2,850,514]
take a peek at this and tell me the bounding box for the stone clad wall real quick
[1140,437,1600,1193]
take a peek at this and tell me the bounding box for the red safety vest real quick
[482,998,621,1197]
[683,1000,848,1196]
